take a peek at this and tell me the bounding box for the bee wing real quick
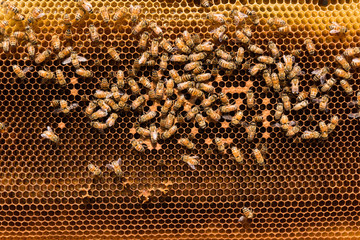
[106,164,114,170]
[36,13,46,19]
[311,69,321,75]
[289,121,296,126]
[187,162,196,170]
[77,56,88,62]
[69,103,79,110]
[23,66,33,73]
[40,133,47,139]
[190,155,199,159]
[271,123,281,128]
[47,126,53,132]
[348,112,360,119]
[62,56,72,65]
[331,22,340,27]
[222,115,233,120]
[116,157,122,165]
[330,29,340,34]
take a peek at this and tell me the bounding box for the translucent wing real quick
[77,56,88,62]
[348,113,360,119]
[222,115,232,120]
[62,56,71,65]
[47,126,52,132]
[330,29,340,34]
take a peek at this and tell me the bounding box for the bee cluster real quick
[1,0,359,231]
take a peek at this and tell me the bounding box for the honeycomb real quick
[1,0,360,239]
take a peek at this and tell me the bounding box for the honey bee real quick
[268,41,280,59]
[293,100,308,111]
[211,25,227,42]
[275,62,285,81]
[88,163,102,177]
[148,39,159,58]
[85,101,97,116]
[0,19,7,35]
[175,38,191,54]
[41,126,59,144]
[74,9,85,21]
[249,12,260,25]
[214,137,226,153]
[106,113,119,127]
[129,4,141,23]
[77,0,93,13]
[139,111,157,123]
[99,6,110,23]
[283,55,294,73]
[137,32,150,50]
[185,106,200,121]
[113,7,127,21]
[234,47,245,66]
[215,49,232,61]
[301,130,320,140]
[164,111,176,129]
[201,95,217,108]
[50,35,61,51]
[160,53,169,71]
[249,63,266,76]
[244,90,254,109]
[329,22,347,34]
[137,76,150,89]
[207,13,226,24]
[97,99,111,113]
[184,61,201,72]
[58,46,72,59]
[170,54,189,63]
[195,113,207,129]
[309,85,319,100]
[206,108,221,122]
[334,68,351,79]
[62,51,88,68]
[107,47,120,61]
[248,44,264,55]
[245,122,257,142]
[52,100,78,114]
[319,121,329,140]
[99,78,110,90]
[229,111,244,126]
[343,47,360,57]
[304,38,315,55]
[256,55,274,65]
[104,98,120,112]
[155,80,165,99]
[240,207,254,222]
[253,147,264,165]
[267,18,286,27]
[1,1,18,13]
[218,92,229,105]
[262,70,272,88]
[94,90,113,99]
[114,70,125,89]
[196,83,214,93]
[328,115,339,132]
[2,37,9,52]
[131,139,146,153]
[128,78,141,95]
[200,0,210,7]
[88,24,100,42]
[291,48,302,58]
[105,158,123,176]
[291,78,299,95]
[149,123,158,145]
[194,73,211,83]
[27,7,46,24]
[317,95,329,112]
[35,49,52,64]
[8,35,17,48]
[13,65,32,80]
[321,77,336,93]
[192,66,204,75]
[335,55,350,71]
[76,68,93,78]
[220,104,238,114]
[271,72,281,92]
[243,27,252,38]
[218,59,236,70]
[136,126,151,137]
[340,79,353,95]
[231,10,248,26]
[160,39,174,53]
[179,138,194,150]
[188,87,204,99]
[287,64,303,80]
[148,21,163,37]
[169,69,180,83]
[64,28,72,41]
[274,102,284,120]
[13,31,27,40]
[90,109,108,120]
[165,78,174,97]
[351,58,360,68]
[39,69,55,80]
[286,124,300,137]
[229,147,243,164]
[119,93,130,110]
[138,51,150,66]
[0,122,7,133]
[111,84,121,101]
[162,125,178,139]
[280,93,290,111]
[194,41,214,52]
[173,94,186,111]
[131,95,146,110]
[278,25,291,33]
[181,155,199,170]
[160,99,173,116]
[181,30,194,48]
